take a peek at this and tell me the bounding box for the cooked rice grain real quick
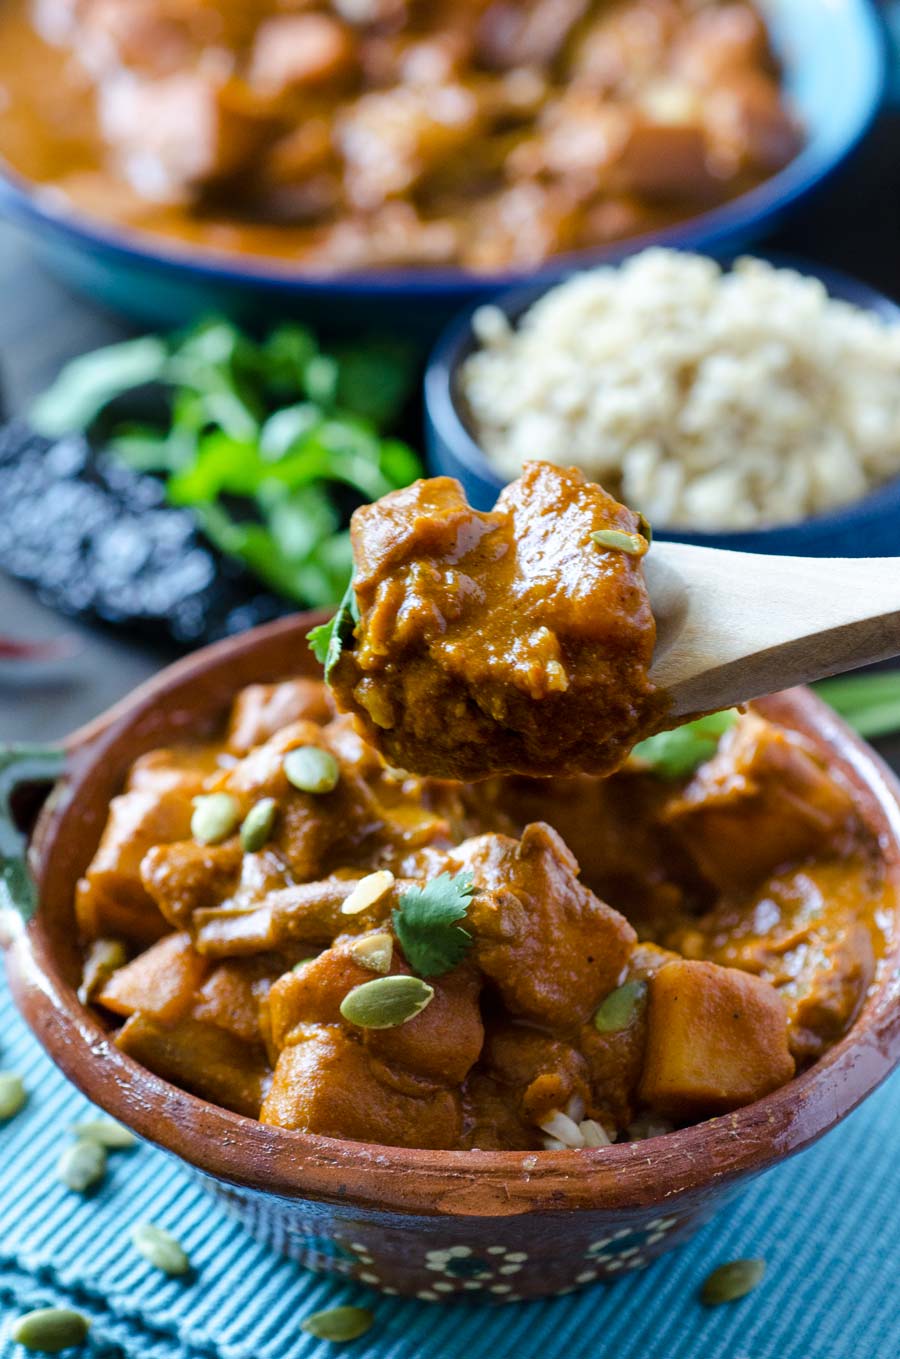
[460,250,900,530]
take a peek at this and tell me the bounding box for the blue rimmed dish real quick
[425,255,900,556]
[0,0,888,333]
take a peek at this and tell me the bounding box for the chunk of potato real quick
[639,959,794,1118]
[97,932,208,1023]
[116,1013,268,1118]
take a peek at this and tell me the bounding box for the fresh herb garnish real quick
[307,575,360,678]
[815,672,900,739]
[392,870,475,977]
[631,709,740,780]
[30,320,420,609]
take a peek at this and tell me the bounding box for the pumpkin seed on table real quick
[700,1259,766,1306]
[191,792,240,844]
[69,1116,137,1150]
[130,1222,191,1276]
[593,980,648,1032]
[0,1071,27,1121]
[58,1138,107,1193]
[11,1307,90,1353]
[301,1305,374,1343]
[284,746,340,794]
[340,975,434,1029]
[240,797,278,851]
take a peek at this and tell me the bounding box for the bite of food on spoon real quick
[310,461,900,782]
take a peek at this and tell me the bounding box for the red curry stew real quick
[77,677,892,1150]
[0,0,801,271]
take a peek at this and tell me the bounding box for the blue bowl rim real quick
[424,250,900,543]
[0,0,887,298]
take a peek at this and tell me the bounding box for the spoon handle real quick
[646,543,900,717]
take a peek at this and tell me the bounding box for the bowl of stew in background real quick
[425,252,900,556]
[2,609,900,1302]
[0,0,887,334]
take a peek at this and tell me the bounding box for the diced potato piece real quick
[639,960,795,1118]
[76,786,196,946]
[665,714,857,893]
[97,932,208,1023]
[227,680,335,754]
[116,1013,268,1118]
[261,1024,462,1148]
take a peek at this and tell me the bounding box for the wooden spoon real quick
[645,542,900,719]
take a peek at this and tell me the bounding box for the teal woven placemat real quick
[0,967,898,1359]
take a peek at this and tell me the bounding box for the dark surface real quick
[2,105,900,746]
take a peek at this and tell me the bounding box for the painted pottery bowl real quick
[2,612,900,1302]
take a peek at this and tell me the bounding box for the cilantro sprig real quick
[30,319,420,610]
[392,871,475,977]
[630,709,740,780]
[307,576,360,679]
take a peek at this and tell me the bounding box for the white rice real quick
[459,249,900,531]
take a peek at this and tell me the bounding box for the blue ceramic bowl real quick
[425,256,900,556]
[0,0,887,334]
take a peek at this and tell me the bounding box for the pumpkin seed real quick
[77,937,127,1005]
[301,1305,374,1343]
[58,1138,107,1193]
[342,869,394,915]
[191,793,240,844]
[340,975,434,1029]
[11,1307,90,1353]
[293,957,318,972]
[0,1072,27,1121]
[69,1117,137,1150]
[131,1222,191,1276]
[637,512,653,545]
[593,980,648,1033]
[591,528,648,556]
[284,745,340,794]
[240,797,278,852]
[348,932,394,974]
[700,1259,766,1306]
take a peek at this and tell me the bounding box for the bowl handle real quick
[0,744,66,932]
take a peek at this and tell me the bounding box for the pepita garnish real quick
[700,1258,766,1306]
[69,1117,137,1150]
[593,980,648,1033]
[11,1307,91,1353]
[340,975,434,1029]
[292,956,319,972]
[590,528,648,556]
[301,1305,374,1343]
[77,937,127,1005]
[342,869,394,916]
[348,932,394,974]
[284,745,340,794]
[240,797,278,852]
[131,1222,191,1276]
[58,1138,107,1193]
[191,792,240,845]
[0,1071,27,1121]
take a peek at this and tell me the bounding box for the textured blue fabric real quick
[1,968,899,1359]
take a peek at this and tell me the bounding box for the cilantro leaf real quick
[392,871,475,978]
[630,709,740,780]
[307,575,360,678]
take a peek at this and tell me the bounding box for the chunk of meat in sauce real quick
[331,462,662,780]
[453,823,636,1029]
[663,712,859,893]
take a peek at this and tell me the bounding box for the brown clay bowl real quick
[2,610,900,1302]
